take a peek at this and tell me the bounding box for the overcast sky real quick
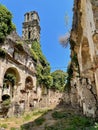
[1,0,74,72]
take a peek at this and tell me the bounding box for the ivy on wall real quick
[65,63,73,92]
[31,41,53,89]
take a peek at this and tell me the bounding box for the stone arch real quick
[81,37,92,71]
[2,67,20,100]
[3,67,20,83]
[25,76,33,90]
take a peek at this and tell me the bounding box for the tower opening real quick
[28,31,31,39]
[27,13,29,21]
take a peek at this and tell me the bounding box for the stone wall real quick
[70,0,98,118]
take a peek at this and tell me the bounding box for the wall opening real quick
[25,76,33,90]
[2,67,20,99]
[28,31,31,39]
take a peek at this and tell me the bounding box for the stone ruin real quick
[0,11,63,118]
[70,0,98,118]
[1,1,98,118]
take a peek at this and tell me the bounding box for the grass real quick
[0,108,49,130]
[52,111,69,119]
[21,124,31,130]
[23,114,32,121]
[23,109,48,122]
[10,127,20,130]
[0,107,97,130]
[35,117,46,126]
[45,110,96,130]
[0,123,8,128]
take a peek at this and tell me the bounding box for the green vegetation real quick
[4,73,16,86]
[10,127,19,130]
[94,122,98,129]
[0,47,6,58]
[45,110,95,130]
[52,111,68,119]
[31,41,53,89]
[0,123,8,128]
[72,53,79,67]
[33,109,48,116]
[23,114,32,121]
[2,98,11,106]
[35,117,46,126]
[23,109,48,122]
[30,48,38,61]
[0,4,16,42]
[51,70,67,92]
[65,63,73,92]
[21,124,31,130]
[31,41,49,66]
[31,42,67,92]
[0,108,49,130]
[65,53,80,92]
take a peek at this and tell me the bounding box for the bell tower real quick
[22,11,40,43]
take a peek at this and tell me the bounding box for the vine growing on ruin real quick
[31,41,53,89]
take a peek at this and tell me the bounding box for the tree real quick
[59,32,70,48]
[51,70,67,92]
[59,13,70,48]
[0,4,16,42]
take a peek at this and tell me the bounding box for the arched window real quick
[25,76,33,90]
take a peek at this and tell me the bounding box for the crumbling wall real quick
[70,0,98,117]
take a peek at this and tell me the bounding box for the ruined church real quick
[1,0,98,119]
[0,11,62,117]
[0,11,40,117]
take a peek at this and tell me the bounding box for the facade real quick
[0,31,38,117]
[0,11,41,117]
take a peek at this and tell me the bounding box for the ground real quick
[0,104,97,130]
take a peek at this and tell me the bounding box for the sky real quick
[0,0,74,72]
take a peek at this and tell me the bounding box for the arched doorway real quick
[1,67,20,117]
[2,67,20,100]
